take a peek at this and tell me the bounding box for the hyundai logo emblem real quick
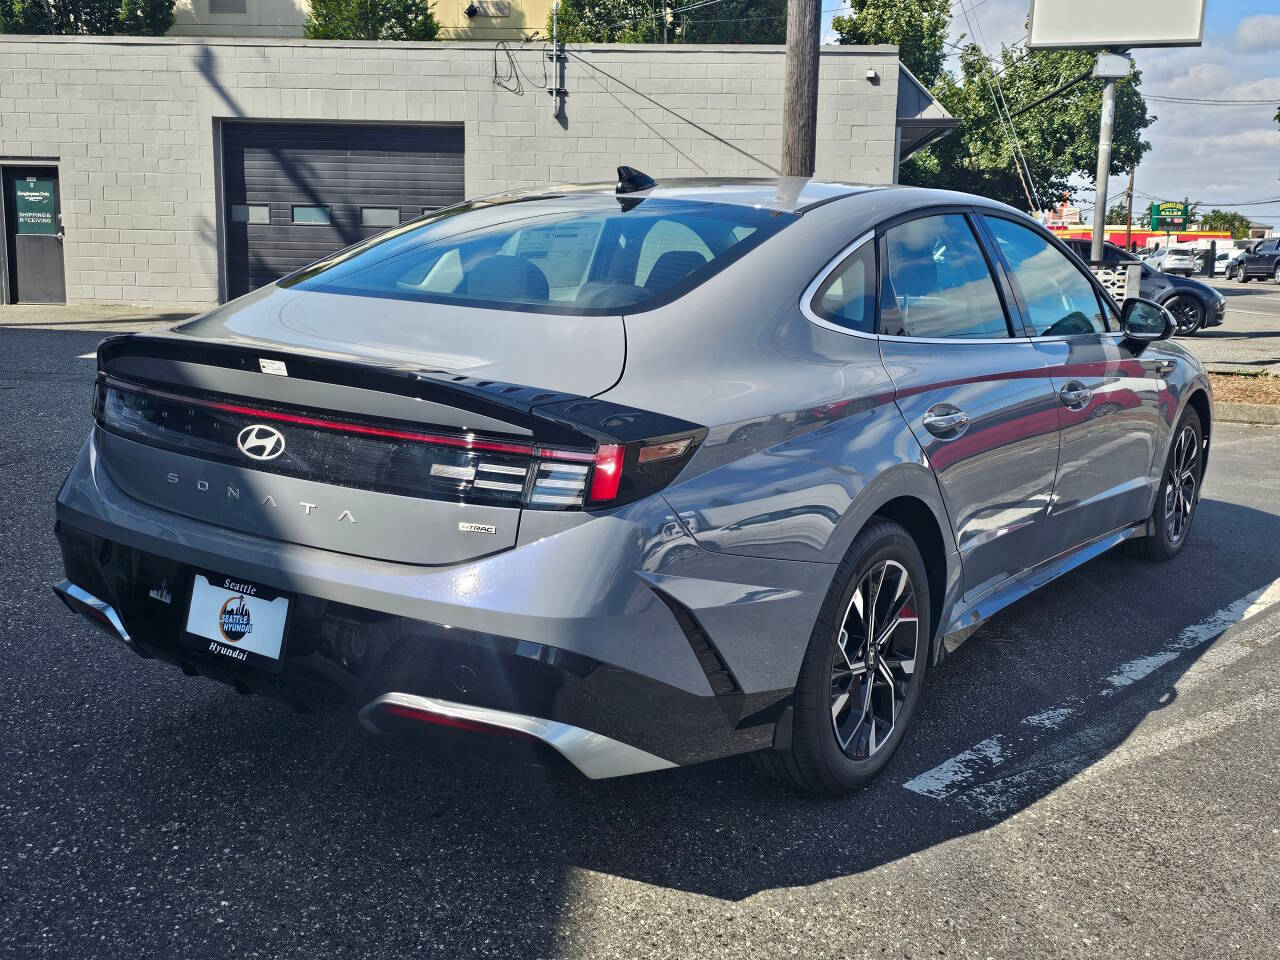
[236,424,286,461]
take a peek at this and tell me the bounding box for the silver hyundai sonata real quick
[53,175,1211,795]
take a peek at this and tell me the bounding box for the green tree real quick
[549,0,661,43]
[548,0,784,44]
[1,0,173,34]
[1106,199,1132,225]
[117,0,173,35]
[674,0,784,44]
[305,0,437,40]
[831,0,950,88]
[904,43,1154,210]
[1198,209,1251,239]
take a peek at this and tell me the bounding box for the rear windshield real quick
[280,194,796,315]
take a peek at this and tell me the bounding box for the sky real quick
[821,0,1280,228]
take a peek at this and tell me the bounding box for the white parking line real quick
[1101,579,1280,695]
[902,577,1280,802]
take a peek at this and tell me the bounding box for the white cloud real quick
[1235,14,1280,51]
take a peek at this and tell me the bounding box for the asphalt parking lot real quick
[3,324,1280,960]
[1183,277,1280,374]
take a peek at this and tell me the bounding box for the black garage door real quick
[220,122,464,299]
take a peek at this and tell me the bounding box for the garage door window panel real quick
[292,206,332,226]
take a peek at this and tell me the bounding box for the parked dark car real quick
[1229,236,1280,283]
[52,179,1212,796]
[1064,238,1226,336]
[1224,242,1258,280]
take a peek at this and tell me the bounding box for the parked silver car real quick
[53,177,1212,795]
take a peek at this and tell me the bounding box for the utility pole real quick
[1125,167,1134,252]
[1091,52,1128,262]
[782,0,821,178]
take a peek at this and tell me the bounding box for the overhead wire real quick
[958,0,1040,211]
[563,47,779,173]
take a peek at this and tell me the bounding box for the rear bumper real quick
[53,434,828,776]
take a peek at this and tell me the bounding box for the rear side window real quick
[878,214,1010,340]
[810,242,876,333]
[280,197,794,315]
[984,216,1106,336]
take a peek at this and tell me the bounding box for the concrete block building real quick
[0,36,954,305]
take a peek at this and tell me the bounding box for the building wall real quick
[0,36,901,304]
[170,0,558,41]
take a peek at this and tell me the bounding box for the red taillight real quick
[382,704,534,740]
[587,444,625,503]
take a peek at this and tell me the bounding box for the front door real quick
[3,167,66,304]
[876,212,1063,602]
[981,214,1168,558]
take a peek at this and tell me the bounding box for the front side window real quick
[810,241,876,333]
[985,216,1106,337]
[280,196,794,315]
[878,214,1010,340]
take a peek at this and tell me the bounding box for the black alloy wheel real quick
[754,519,930,796]
[1164,419,1200,545]
[1167,295,1204,336]
[829,559,920,760]
[1126,408,1204,562]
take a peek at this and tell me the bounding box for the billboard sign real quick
[1028,0,1205,49]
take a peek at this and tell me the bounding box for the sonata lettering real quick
[161,473,355,523]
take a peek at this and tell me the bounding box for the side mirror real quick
[1119,297,1174,341]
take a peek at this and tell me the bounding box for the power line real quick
[1132,187,1280,209]
[598,0,731,32]
[959,0,1039,211]
[1144,93,1278,105]
[563,47,779,173]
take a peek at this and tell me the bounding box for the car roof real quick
[483,177,899,214]
[472,177,1035,227]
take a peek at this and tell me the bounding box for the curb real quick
[1216,401,1280,426]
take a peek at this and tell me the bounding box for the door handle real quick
[1059,383,1093,410]
[922,407,970,438]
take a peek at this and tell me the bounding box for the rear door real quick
[876,211,1063,601]
[1248,238,1280,278]
[981,214,1169,557]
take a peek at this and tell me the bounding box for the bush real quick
[305,0,438,41]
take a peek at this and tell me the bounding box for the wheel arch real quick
[1183,385,1212,478]
[867,494,951,665]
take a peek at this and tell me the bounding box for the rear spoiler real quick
[97,331,703,460]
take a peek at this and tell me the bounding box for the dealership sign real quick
[1028,0,1205,49]
[1150,202,1188,231]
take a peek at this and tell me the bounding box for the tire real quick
[1273,266,1280,285]
[754,519,931,796]
[1166,295,1203,336]
[1124,408,1204,562]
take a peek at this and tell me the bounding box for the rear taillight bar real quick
[95,377,704,511]
[101,376,536,456]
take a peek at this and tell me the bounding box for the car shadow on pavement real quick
[84,497,1277,957]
